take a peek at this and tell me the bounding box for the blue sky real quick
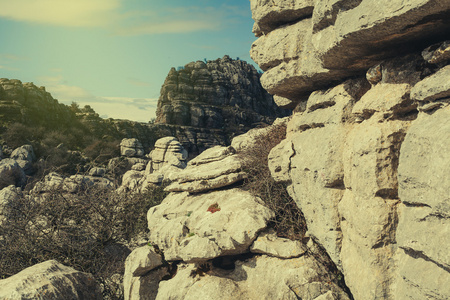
[0,0,257,122]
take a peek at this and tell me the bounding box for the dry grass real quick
[238,124,307,240]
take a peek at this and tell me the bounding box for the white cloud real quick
[116,19,219,36]
[0,0,120,27]
[0,1,230,35]
[114,6,224,36]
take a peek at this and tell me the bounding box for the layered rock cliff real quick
[250,1,450,299]
[154,55,288,154]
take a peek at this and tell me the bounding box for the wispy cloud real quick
[37,74,158,122]
[0,53,26,71]
[102,97,158,110]
[0,1,240,35]
[0,0,120,27]
[0,53,26,61]
[115,20,218,36]
[114,6,223,36]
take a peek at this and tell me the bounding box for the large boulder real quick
[148,136,187,172]
[165,151,247,193]
[10,144,35,162]
[121,138,145,157]
[0,158,26,188]
[0,260,102,299]
[118,137,188,193]
[147,188,274,262]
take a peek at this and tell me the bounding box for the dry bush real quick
[0,168,24,190]
[0,184,168,299]
[84,139,120,165]
[239,124,307,240]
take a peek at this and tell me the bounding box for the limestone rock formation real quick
[121,138,145,157]
[32,172,114,194]
[155,255,350,300]
[123,247,165,300]
[118,136,188,193]
[0,260,102,299]
[165,149,246,193]
[257,4,450,296]
[250,0,450,104]
[148,136,187,172]
[154,55,288,154]
[125,122,352,299]
[147,188,274,262]
[0,185,22,225]
[10,144,35,162]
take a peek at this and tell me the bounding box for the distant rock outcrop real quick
[0,78,76,128]
[154,55,288,154]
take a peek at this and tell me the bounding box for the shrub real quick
[238,124,307,240]
[0,184,168,299]
[1,123,45,149]
[0,167,24,190]
[84,139,120,165]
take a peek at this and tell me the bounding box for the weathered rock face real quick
[258,5,450,297]
[155,255,349,300]
[154,55,288,154]
[250,0,450,104]
[0,260,102,299]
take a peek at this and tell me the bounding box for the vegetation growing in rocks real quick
[0,184,168,299]
[239,124,307,240]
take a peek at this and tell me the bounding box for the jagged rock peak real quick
[155,55,285,129]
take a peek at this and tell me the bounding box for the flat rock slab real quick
[0,260,102,299]
[147,188,274,262]
[187,146,234,166]
[411,65,450,102]
[165,155,246,193]
[156,255,350,300]
[250,229,307,258]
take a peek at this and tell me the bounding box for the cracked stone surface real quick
[0,260,102,299]
[147,188,274,262]
[165,154,246,193]
[394,106,450,299]
[156,255,350,300]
